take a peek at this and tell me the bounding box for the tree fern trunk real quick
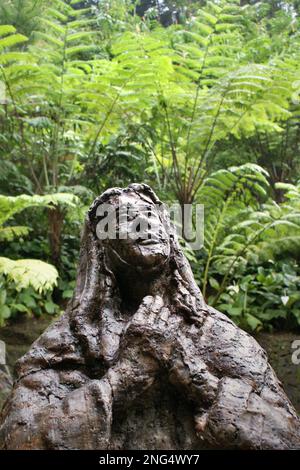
[48,206,64,268]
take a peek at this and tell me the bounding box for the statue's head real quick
[72,184,204,363]
[88,184,171,273]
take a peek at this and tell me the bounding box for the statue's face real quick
[101,192,170,270]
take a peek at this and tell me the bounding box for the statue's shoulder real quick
[16,312,84,378]
[200,306,269,384]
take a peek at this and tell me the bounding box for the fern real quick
[80,28,176,152]
[172,0,244,86]
[0,24,28,81]
[146,1,296,206]
[0,3,100,193]
[0,25,27,50]
[0,25,28,105]
[0,257,58,293]
[0,225,30,242]
[198,163,270,297]
[0,1,46,37]
[0,193,78,226]
[0,192,77,299]
[199,175,300,305]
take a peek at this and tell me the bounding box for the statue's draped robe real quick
[1,300,300,450]
[0,305,200,450]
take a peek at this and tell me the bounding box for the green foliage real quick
[0,1,46,37]
[195,173,300,330]
[0,2,99,196]
[218,261,300,331]
[0,0,300,331]
[0,277,59,326]
[0,193,78,227]
[0,0,297,204]
[0,192,78,324]
[82,124,156,192]
[0,24,27,51]
[142,0,296,206]
[197,163,270,298]
[0,258,58,292]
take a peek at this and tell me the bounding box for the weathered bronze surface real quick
[1,184,299,449]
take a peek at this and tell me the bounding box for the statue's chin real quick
[135,252,169,270]
[107,245,169,275]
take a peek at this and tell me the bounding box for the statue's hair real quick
[88,183,161,220]
[70,184,206,371]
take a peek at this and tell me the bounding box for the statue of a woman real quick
[1,184,299,450]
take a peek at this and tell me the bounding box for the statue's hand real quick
[123,295,182,363]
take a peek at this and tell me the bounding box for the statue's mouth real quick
[137,238,160,246]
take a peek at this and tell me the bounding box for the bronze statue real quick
[1,184,299,449]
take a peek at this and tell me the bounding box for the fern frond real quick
[0,257,58,293]
[0,193,78,226]
[0,25,16,36]
[0,226,30,242]
[199,163,270,294]
[0,32,28,50]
